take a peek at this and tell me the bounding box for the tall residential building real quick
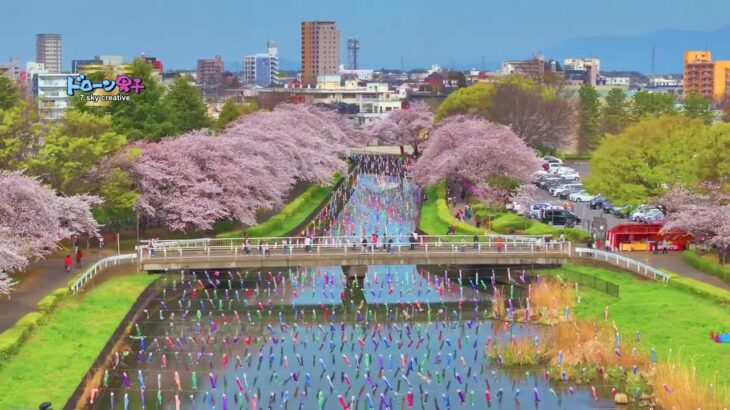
[301,21,340,84]
[244,54,279,87]
[683,51,730,101]
[36,34,62,72]
[196,55,224,85]
[267,41,278,59]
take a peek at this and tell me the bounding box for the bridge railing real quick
[138,235,571,262]
[141,234,547,251]
[70,253,137,294]
[574,247,670,282]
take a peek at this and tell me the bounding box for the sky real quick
[1,0,729,72]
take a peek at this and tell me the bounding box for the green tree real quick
[584,115,707,205]
[0,101,41,169]
[435,82,495,121]
[26,111,128,194]
[0,76,19,110]
[447,71,467,88]
[682,93,715,125]
[108,59,178,141]
[214,100,259,133]
[164,75,210,133]
[631,91,676,120]
[601,88,630,134]
[696,123,730,187]
[577,84,602,152]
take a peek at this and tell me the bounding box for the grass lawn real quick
[0,273,157,409]
[544,263,730,385]
[419,183,486,235]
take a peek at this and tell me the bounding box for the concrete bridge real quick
[138,235,571,271]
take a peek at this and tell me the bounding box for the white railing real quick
[69,254,137,294]
[138,235,572,263]
[574,247,671,282]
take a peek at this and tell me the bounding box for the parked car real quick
[540,178,570,190]
[630,205,660,222]
[638,208,665,223]
[589,195,606,210]
[541,209,581,227]
[600,200,615,214]
[529,203,552,219]
[550,183,583,196]
[569,190,596,202]
[559,186,585,199]
[611,205,633,218]
[543,155,563,164]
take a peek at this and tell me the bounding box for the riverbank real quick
[540,264,730,407]
[0,273,157,409]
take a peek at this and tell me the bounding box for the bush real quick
[0,326,27,360]
[16,312,44,329]
[490,213,532,233]
[669,275,730,305]
[683,250,730,283]
[524,222,556,236]
[559,228,591,241]
[52,287,70,298]
[37,294,58,312]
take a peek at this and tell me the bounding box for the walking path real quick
[624,251,730,291]
[0,249,106,332]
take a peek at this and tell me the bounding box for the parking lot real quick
[533,160,624,234]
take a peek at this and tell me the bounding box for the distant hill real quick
[544,25,730,73]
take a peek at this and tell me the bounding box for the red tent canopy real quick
[606,223,692,251]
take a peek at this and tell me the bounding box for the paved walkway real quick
[0,249,106,332]
[622,251,730,291]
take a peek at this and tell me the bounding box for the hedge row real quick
[0,286,70,360]
[491,213,591,241]
[682,250,730,283]
[668,275,730,306]
[419,182,486,235]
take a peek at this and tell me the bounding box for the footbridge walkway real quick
[137,235,571,271]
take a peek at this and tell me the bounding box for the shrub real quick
[37,294,58,312]
[669,275,730,305]
[524,222,555,236]
[490,213,532,233]
[0,326,27,360]
[51,287,70,298]
[682,250,730,283]
[16,312,44,329]
[559,228,591,241]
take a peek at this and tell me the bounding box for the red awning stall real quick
[606,223,692,252]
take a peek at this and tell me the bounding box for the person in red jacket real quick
[64,255,72,273]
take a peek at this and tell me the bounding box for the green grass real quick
[543,263,730,384]
[0,273,157,409]
[217,177,341,239]
[683,250,730,283]
[418,182,487,235]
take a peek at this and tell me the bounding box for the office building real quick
[301,21,340,84]
[683,51,730,101]
[563,58,601,86]
[196,55,224,85]
[36,34,62,72]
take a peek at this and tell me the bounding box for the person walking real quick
[473,234,479,250]
[661,239,669,254]
[304,236,312,253]
[496,237,504,253]
[243,237,251,255]
[64,254,72,273]
[75,249,83,268]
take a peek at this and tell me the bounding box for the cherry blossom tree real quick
[0,171,101,295]
[129,103,360,231]
[658,185,730,259]
[224,103,359,184]
[365,101,433,156]
[413,115,542,202]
